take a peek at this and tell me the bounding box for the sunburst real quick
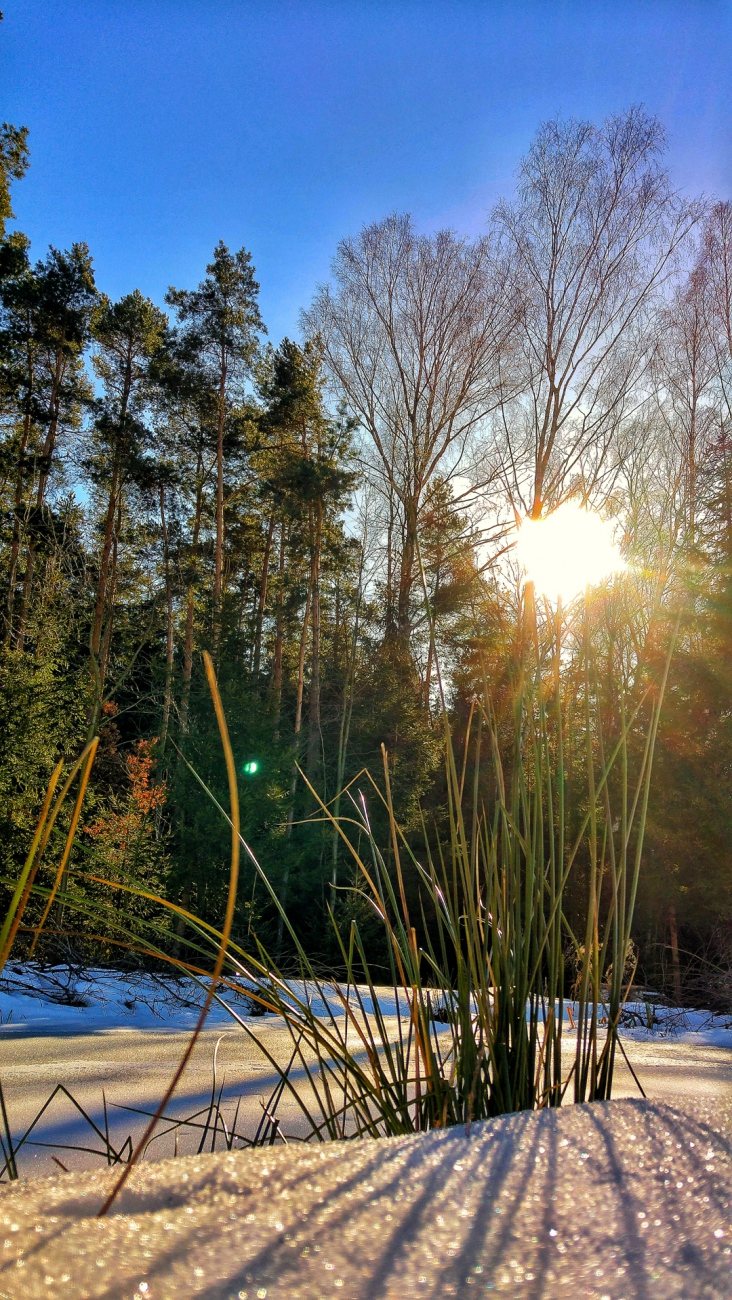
[514,501,626,603]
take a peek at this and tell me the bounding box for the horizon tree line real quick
[1,102,732,995]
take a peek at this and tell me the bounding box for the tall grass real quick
[0,591,676,1180]
[197,582,675,1134]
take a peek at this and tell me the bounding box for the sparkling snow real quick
[1,1098,732,1297]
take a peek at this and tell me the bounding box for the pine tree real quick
[87,290,168,715]
[166,244,264,645]
[0,120,29,241]
[1,242,97,643]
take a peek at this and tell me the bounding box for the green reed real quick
[0,595,676,1169]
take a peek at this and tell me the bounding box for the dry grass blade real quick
[29,738,99,956]
[0,1083,133,1180]
[0,761,63,974]
[97,650,240,1216]
[0,737,100,975]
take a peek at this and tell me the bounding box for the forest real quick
[1,102,731,1004]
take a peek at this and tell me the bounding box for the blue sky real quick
[3,1,731,343]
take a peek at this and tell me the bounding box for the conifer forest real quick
[2,102,732,1003]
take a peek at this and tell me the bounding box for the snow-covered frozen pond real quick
[1,965,731,1182]
[2,1096,732,1298]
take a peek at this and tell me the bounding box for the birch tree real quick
[305,214,516,643]
[493,107,702,518]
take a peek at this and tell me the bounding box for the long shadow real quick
[10,1098,732,1299]
[530,1110,561,1298]
[2,1120,455,1287]
[432,1109,548,1296]
[0,1017,252,1040]
[584,1102,652,1300]
[0,1064,301,1180]
[5,1109,600,1296]
[631,1100,732,1276]
[1,1028,434,1175]
[186,1127,485,1299]
[182,1110,582,1300]
[357,1118,532,1300]
[185,1113,541,1299]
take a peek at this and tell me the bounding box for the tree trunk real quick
[213,344,227,644]
[423,562,440,711]
[91,457,122,660]
[722,431,732,552]
[253,514,275,677]
[91,356,133,672]
[668,904,682,1004]
[306,501,323,779]
[14,543,33,651]
[180,466,205,733]
[330,544,364,902]
[16,349,66,642]
[34,379,62,512]
[271,524,287,725]
[688,402,697,550]
[99,493,123,691]
[396,494,418,640]
[386,485,395,634]
[6,404,32,640]
[160,484,175,746]
[276,583,312,955]
[289,585,311,802]
[6,332,37,638]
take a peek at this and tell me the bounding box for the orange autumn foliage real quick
[85,740,166,875]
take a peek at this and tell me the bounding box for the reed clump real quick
[0,600,676,1178]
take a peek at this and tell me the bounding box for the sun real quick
[514,501,626,604]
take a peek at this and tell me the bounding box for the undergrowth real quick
[0,601,677,1199]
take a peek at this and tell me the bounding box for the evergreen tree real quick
[87,290,168,715]
[166,243,264,643]
[0,241,97,644]
[0,120,29,241]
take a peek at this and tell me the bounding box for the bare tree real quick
[304,214,517,641]
[698,203,732,552]
[701,202,732,416]
[650,268,717,550]
[492,107,702,519]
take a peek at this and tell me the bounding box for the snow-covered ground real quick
[0,964,425,1034]
[3,1096,732,1298]
[619,999,732,1048]
[2,963,732,1047]
[0,963,259,1033]
[0,964,731,1190]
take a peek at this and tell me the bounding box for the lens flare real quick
[514,501,626,603]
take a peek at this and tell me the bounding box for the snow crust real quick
[3,964,732,1047]
[0,966,420,1035]
[1,1097,731,1298]
[0,966,258,1034]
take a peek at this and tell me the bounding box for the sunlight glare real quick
[514,501,626,603]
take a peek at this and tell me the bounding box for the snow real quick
[1,1096,732,1297]
[3,964,732,1049]
[0,965,436,1036]
[0,965,260,1034]
[618,1001,732,1048]
[2,967,732,1293]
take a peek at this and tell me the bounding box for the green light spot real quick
[242,761,259,776]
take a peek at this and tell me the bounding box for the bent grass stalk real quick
[97,650,239,1216]
[0,735,101,975]
[0,736,100,1178]
[0,603,676,1172]
[29,738,100,957]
